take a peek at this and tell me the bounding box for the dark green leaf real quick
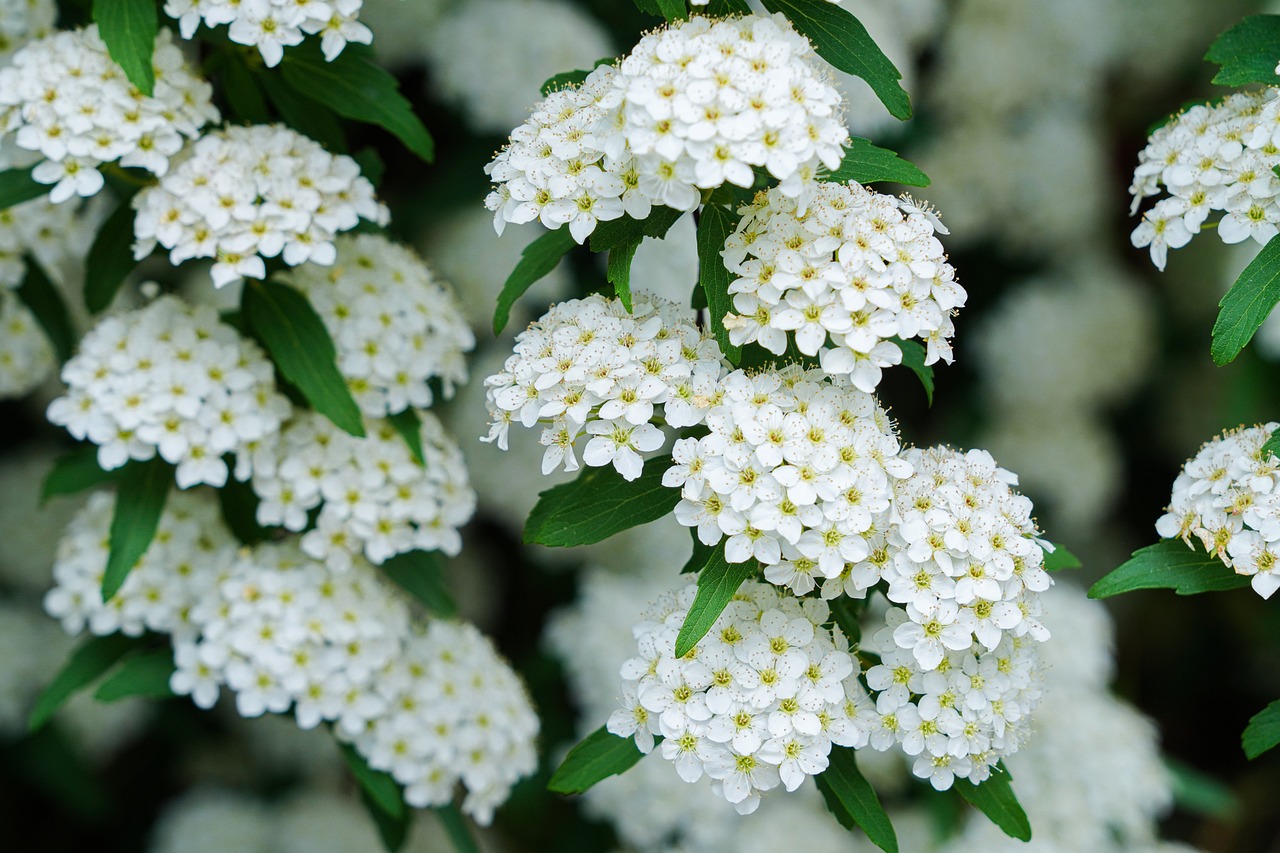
[589,207,684,253]
[243,279,366,437]
[353,147,386,188]
[218,51,272,123]
[434,805,480,853]
[760,0,911,120]
[1042,543,1081,572]
[1206,15,1280,87]
[607,240,639,312]
[1263,426,1280,464]
[954,762,1031,842]
[381,550,457,618]
[0,165,47,209]
[360,789,410,852]
[674,545,755,657]
[93,0,157,96]
[1165,757,1240,818]
[704,0,753,14]
[540,60,617,97]
[340,742,405,820]
[524,455,681,547]
[29,634,138,732]
[821,138,929,187]
[1212,232,1280,365]
[891,337,933,405]
[681,529,716,574]
[1243,699,1280,759]
[103,457,172,602]
[387,408,425,465]
[16,255,75,363]
[829,596,864,646]
[815,746,898,853]
[94,648,176,701]
[257,71,348,153]
[632,0,686,20]
[84,195,139,313]
[281,42,434,163]
[217,475,273,546]
[1088,539,1251,599]
[41,445,121,503]
[548,725,652,794]
[493,228,576,334]
[696,203,741,363]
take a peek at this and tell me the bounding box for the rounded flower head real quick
[163,0,373,67]
[0,25,218,202]
[0,291,55,399]
[0,0,55,64]
[132,124,389,288]
[46,295,293,488]
[288,233,474,418]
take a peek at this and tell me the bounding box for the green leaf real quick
[760,0,911,120]
[1088,539,1251,599]
[28,634,138,732]
[1243,699,1280,759]
[353,147,386,188]
[815,746,898,853]
[704,0,753,14]
[493,228,576,334]
[93,0,157,96]
[103,457,172,602]
[41,445,121,503]
[632,0,686,20]
[0,165,47,209]
[1041,543,1082,572]
[821,138,930,187]
[280,42,434,163]
[381,550,457,618]
[1212,232,1280,365]
[674,546,756,657]
[217,50,272,124]
[607,240,639,312]
[360,789,410,853]
[340,742,405,820]
[257,71,348,153]
[217,476,273,546]
[84,195,139,314]
[94,648,176,701]
[828,596,864,646]
[243,278,366,437]
[681,529,716,574]
[1165,757,1240,819]
[548,726,652,794]
[540,59,613,96]
[16,255,75,363]
[1263,426,1280,464]
[387,408,425,465]
[1205,15,1280,87]
[697,203,742,363]
[434,805,480,853]
[891,337,933,405]
[954,762,1031,842]
[588,206,684,253]
[524,455,681,547]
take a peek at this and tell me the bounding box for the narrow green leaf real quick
[760,0,911,120]
[257,71,348,153]
[1088,539,1251,599]
[1165,757,1240,819]
[381,550,457,618]
[93,0,157,96]
[387,408,425,465]
[589,206,684,253]
[1041,543,1082,572]
[434,805,480,853]
[675,547,757,657]
[1212,232,1280,365]
[681,529,716,574]
[340,742,406,820]
[524,455,681,547]
[360,789,411,853]
[84,196,139,313]
[41,445,121,503]
[28,634,137,732]
[103,457,172,602]
[1243,699,1280,759]
[548,726,653,794]
[696,203,741,363]
[1205,15,1280,87]
[607,240,639,312]
[16,256,75,363]
[890,337,933,405]
[815,746,898,853]
[493,228,576,334]
[243,278,366,437]
[218,51,272,124]
[94,648,176,701]
[829,596,864,646]
[0,165,47,209]
[281,42,434,163]
[1263,426,1280,463]
[954,762,1031,842]
[821,138,930,187]
[217,476,273,546]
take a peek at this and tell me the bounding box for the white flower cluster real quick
[44,490,238,640]
[0,291,54,399]
[0,186,83,290]
[1129,89,1280,269]
[46,296,292,488]
[721,183,964,390]
[164,0,372,66]
[288,234,474,418]
[1155,423,1280,599]
[607,580,866,815]
[0,26,217,203]
[482,293,725,481]
[250,411,476,568]
[133,124,388,288]
[349,620,540,824]
[666,365,907,583]
[485,13,849,243]
[0,0,55,64]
